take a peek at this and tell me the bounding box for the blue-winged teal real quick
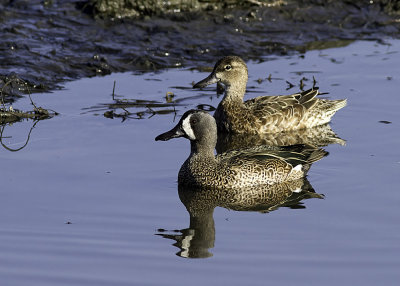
[155,110,327,188]
[193,56,347,134]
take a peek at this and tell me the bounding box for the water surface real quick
[0,40,399,285]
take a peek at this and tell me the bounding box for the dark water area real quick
[1,0,400,94]
[0,39,399,285]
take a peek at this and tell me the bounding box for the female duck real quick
[193,56,347,134]
[155,110,326,188]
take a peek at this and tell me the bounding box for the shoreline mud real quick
[1,0,399,96]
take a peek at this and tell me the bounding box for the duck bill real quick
[155,125,185,141]
[193,73,219,88]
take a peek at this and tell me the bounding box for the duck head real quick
[193,56,248,89]
[155,110,217,147]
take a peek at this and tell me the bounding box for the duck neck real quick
[190,140,215,160]
[223,81,246,103]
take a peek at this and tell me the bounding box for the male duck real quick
[155,110,327,188]
[193,56,347,134]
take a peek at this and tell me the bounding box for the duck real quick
[155,109,327,188]
[193,56,347,134]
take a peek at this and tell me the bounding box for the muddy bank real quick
[81,0,400,19]
[0,0,399,96]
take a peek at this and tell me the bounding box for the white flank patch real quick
[182,115,196,140]
[293,164,303,172]
[292,188,302,193]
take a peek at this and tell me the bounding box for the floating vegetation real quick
[285,75,319,90]
[102,104,178,121]
[103,81,180,121]
[253,73,319,91]
[0,75,58,125]
[0,106,55,124]
[0,75,58,151]
[84,74,326,122]
[82,81,217,122]
[165,92,175,103]
[286,80,295,89]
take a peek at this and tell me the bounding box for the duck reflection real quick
[216,123,345,153]
[157,178,323,258]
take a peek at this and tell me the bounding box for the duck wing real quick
[247,88,318,109]
[218,144,327,169]
[244,88,319,130]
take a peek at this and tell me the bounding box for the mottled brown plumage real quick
[155,110,327,188]
[193,56,347,134]
[216,123,345,153]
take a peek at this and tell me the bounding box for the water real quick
[0,40,399,285]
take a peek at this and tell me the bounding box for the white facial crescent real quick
[182,115,196,140]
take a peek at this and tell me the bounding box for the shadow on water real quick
[157,179,324,258]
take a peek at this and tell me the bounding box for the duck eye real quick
[224,65,232,71]
[190,118,197,125]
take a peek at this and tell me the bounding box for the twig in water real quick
[173,106,177,122]
[24,82,38,109]
[299,78,305,90]
[112,80,116,100]
[0,120,40,152]
[313,76,317,89]
[286,80,294,90]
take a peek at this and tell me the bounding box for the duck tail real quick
[330,99,347,112]
[307,148,329,164]
[300,148,329,175]
[312,98,346,125]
